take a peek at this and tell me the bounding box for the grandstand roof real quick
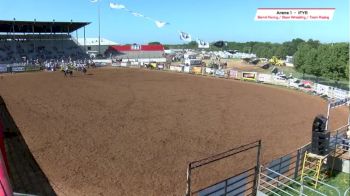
[0,20,90,33]
[77,38,118,46]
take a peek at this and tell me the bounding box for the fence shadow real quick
[0,96,56,195]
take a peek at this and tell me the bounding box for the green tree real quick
[306,39,320,49]
[148,41,161,45]
[305,48,321,77]
[294,43,313,75]
[187,41,198,49]
[275,45,288,59]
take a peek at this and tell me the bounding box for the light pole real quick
[98,0,101,56]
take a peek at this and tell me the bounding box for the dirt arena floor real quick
[0,68,348,196]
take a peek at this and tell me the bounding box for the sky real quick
[0,0,349,44]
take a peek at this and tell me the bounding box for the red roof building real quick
[109,44,164,52]
[106,44,165,59]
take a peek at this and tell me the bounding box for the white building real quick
[77,38,118,58]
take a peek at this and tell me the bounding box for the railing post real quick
[299,180,304,196]
[295,148,301,179]
[253,140,262,195]
[186,163,191,196]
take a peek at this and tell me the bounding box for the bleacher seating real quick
[0,36,87,64]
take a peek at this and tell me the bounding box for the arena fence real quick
[330,125,349,150]
[0,96,56,195]
[184,136,346,196]
[185,140,261,196]
[257,125,350,196]
[0,65,42,73]
[264,143,311,182]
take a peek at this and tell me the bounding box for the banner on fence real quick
[242,72,257,81]
[192,66,202,75]
[157,64,164,69]
[229,70,239,79]
[11,66,25,72]
[120,62,128,67]
[205,67,214,74]
[314,83,330,96]
[0,65,7,73]
[184,66,191,73]
[272,77,289,86]
[170,65,183,72]
[215,69,225,77]
[332,88,349,99]
[257,73,272,83]
[25,66,41,72]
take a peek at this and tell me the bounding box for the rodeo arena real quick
[0,18,349,196]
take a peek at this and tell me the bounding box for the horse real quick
[76,66,87,74]
[62,69,73,77]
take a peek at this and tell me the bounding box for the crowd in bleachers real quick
[0,37,88,66]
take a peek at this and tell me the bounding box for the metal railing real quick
[185,140,261,196]
[258,166,339,196]
[344,187,350,196]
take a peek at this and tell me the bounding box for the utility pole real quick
[98,0,101,56]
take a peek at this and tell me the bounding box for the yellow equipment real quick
[269,56,285,66]
[300,152,328,188]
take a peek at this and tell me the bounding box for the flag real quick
[131,12,144,17]
[155,21,169,28]
[179,32,192,42]
[90,0,99,2]
[110,2,126,9]
[197,39,210,48]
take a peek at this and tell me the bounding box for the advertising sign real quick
[192,67,202,75]
[215,69,225,77]
[11,66,25,72]
[0,65,7,73]
[257,73,272,83]
[229,70,239,79]
[242,72,257,81]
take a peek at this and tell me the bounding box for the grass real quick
[270,171,350,196]
[320,171,350,195]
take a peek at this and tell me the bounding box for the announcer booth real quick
[0,19,90,67]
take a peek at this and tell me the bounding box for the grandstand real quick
[0,20,90,65]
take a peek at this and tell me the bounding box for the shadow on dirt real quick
[0,96,56,195]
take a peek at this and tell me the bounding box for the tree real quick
[293,43,313,75]
[305,48,320,77]
[275,45,288,59]
[187,41,198,49]
[148,42,161,45]
[306,39,320,49]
